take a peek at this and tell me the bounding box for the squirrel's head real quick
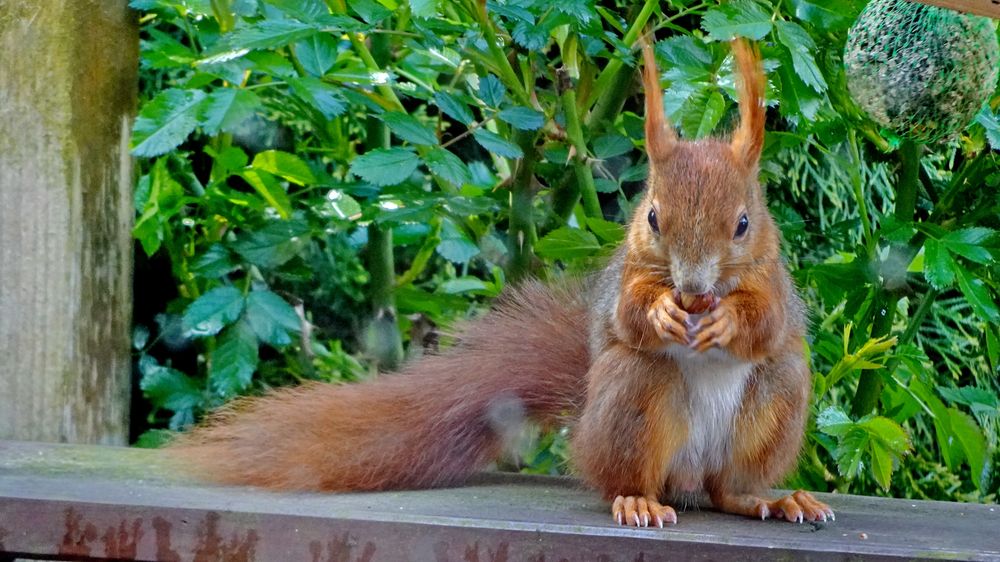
[628,38,777,297]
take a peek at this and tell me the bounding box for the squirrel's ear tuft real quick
[730,39,765,170]
[641,36,676,161]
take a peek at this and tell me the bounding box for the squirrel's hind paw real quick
[611,495,677,528]
[717,490,834,523]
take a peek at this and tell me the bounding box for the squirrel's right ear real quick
[641,37,676,161]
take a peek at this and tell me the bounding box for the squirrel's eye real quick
[734,213,749,239]
[648,208,659,234]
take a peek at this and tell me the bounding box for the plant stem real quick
[468,0,531,106]
[586,0,659,110]
[507,129,541,280]
[560,70,602,219]
[846,130,873,247]
[363,30,404,370]
[850,140,922,417]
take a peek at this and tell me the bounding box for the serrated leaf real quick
[434,91,475,125]
[535,227,601,260]
[381,111,438,146]
[701,0,773,41]
[245,290,301,346]
[775,21,827,93]
[478,75,507,107]
[791,0,863,30]
[230,219,311,268]
[200,88,260,135]
[593,133,633,159]
[955,265,1000,324]
[594,178,619,193]
[295,34,338,76]
[586,217,625,244]
[923,238,955,289]
[680,90,726,139]
[225,19,319,50]
[424,147,472,187]
[498,106,545,131]
[209,319,259,397]
[132,89,207,157]
[252,150,316,185]
[861,416,910,455]
[288,77,347,119]
[350,148,421,186]
[869,437,894,490]
[351,0,392,23]
[139,355,202,412]
[817,406,853,437]
[656,35,713,70]
[192,244,238,278]
[182,286,245,337]
[947,408,987,491]
[410,0,438,18]
[239,169,293,219]
[437,219,480,264]
[941,227,995,265]
[776,54,822,121]
[974,108,1000,151]
[473,129,523,158]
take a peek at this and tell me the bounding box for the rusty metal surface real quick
[1,440,998,561]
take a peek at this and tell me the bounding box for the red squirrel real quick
[173,38,834,527]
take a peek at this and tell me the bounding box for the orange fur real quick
[171,280,589,491]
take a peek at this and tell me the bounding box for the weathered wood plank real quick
[0,441,998,561]
[0,1,137,444]
[912,0,1000,18]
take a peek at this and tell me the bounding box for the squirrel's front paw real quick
[647,292,690,345]
[690,305,736,352]
[611,495,677,528]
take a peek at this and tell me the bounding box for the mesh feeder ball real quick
[843,0,999,144]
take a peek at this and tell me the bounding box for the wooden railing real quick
[0,441,997,561]
[913,0,1000,18]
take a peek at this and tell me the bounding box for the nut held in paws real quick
[679,292,713,314]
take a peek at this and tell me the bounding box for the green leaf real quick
[230,219,311,268]
[816,407,853,437]
[954,265,1000,324]
[947,408,987,491]
[473,129,524,158]
[295,34,338,76]
[535,227,601,260]
[656,35,713,70]
[182,286,245,337]
[923,238,955,289]
[701,0,772,41]
[252,150,316,185]
[868,437,894,490]
[439,277,489,294]
[974,108,1000,151]
[586,217,625,244]
[680,90,726,139]
[434,92,474,125]
[410,0,438,18]
[239,169,293,219]
[478,75,507,107]
[593,133,633,159]
[245,290,301,346]
[381,111,438,146]
[225,19,319,50]
[791,0,863,30]
[192,244,238,278]
[350,148,421,186]
[288,77,347,119]
[350,0,391,23]
[776,54,822,121]
[436,219,480,263]
[139,355,202,412]
[424,147,472,187]
[775,21,827,93]
[132,89,207,157]
[941,227,995,265]
[209,319,259,398]
[200,88,260,136]
[498,106,545,131]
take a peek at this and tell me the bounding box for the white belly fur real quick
[663,344,753,492]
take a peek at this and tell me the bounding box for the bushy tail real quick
[170,280,591,491]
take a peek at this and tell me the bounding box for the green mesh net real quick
[844,0,999,144]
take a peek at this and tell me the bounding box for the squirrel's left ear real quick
[729,39,765,170]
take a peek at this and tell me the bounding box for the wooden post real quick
[0,2,137,444]
[912,0,1000,18]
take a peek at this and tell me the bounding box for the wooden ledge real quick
[0,441,997,561]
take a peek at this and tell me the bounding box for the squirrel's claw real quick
[611,495,677,528]
[648,293,690,345]
[690,306,736,352]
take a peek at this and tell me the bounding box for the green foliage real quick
[130,0,999,502]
